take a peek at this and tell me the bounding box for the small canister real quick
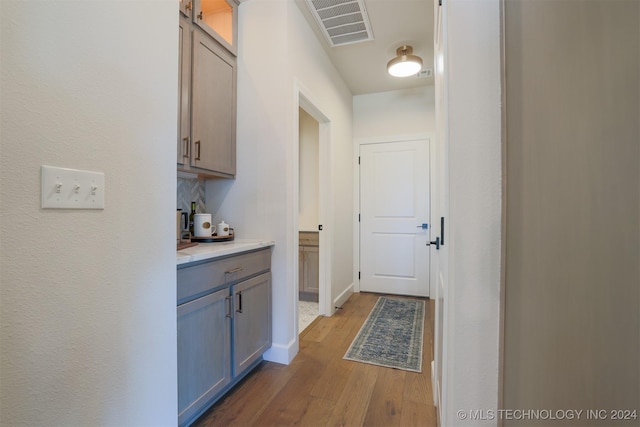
[217,220,230,237]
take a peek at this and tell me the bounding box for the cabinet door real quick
[191,30,236,176]
[299,247,305,292]
[193,0,237,55]
[177,17,191,167]
[178,288,231,426]
[304,246,320,294]
[232,272,271,376]
[179,0,193,18]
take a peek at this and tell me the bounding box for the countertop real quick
[177,239,275,266]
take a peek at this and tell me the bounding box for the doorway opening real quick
[298,107,320,333]
[295,88,331,336]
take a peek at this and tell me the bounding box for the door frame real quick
[354,134,437,297]
[294,81,332,323]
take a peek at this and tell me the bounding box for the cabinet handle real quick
[236,291,243,314]
[197,11,203,20]
[225,296,232,318]
[195,140,201,160]
[225,267,243,275]
[185,1,192,11]
[182,137,189,159]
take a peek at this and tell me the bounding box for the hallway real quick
[193,292,437,426]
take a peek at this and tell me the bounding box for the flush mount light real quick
[387,45,423,77]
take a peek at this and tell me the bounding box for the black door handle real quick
[427,236,440,250]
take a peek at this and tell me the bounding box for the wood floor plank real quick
[192,292,437,427]
[399,399,437,427]
[362,367,407,427]
[303,314,340,342]
[296,396,336,427]
[194,362,292,426]
[252,342,328,425]
[404,371,432,406]
[309,355,354,402]
[325,362,379,427]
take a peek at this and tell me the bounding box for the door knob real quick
[416,223,429,229]
[427,236,440,250]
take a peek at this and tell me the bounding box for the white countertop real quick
[177,239,275,266]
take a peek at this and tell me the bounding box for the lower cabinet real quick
[233,273,272,375]
[177,289,231,423]
[177,249,271,427]
[299,231,319,302]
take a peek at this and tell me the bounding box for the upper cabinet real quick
[179,0,237,55]
[191,31,236,175]
[179,0,193,19]
[193,0,237,56]
[178,0,238,179]
[177,16,191,169]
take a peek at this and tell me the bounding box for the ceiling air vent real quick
[304,0,374,47]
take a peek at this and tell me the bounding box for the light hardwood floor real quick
[193,292,437,427]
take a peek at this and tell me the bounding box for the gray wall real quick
[503,0,639,424]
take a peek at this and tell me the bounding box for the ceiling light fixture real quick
[387,45,423,77]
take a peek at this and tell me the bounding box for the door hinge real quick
[358,271,361,280]
[358,214,361,222]
[439,0,442,6]
[358,156,361,165]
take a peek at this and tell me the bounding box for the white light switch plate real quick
[41,165,105,209]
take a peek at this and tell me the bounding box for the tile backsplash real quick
[177,178,206,214]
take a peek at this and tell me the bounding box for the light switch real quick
[41,165,105,209]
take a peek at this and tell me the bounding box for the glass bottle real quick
[188,201,196,235]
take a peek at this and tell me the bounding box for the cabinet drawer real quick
[178,248,271,304]
[299,231,319,246]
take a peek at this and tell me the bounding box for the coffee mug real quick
[194,213,217,237]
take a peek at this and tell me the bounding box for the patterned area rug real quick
[344,296,425,372]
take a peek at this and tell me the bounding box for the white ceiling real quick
[295,0,434,95]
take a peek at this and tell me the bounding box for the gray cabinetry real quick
[177,2,237,178]
[177,248,272,427]
[177,16,191,168]
[177,288,231,424]
[179,0,193,18]
[193,0,238,55]
[191,31,236,175]
[299,231,319,302]
[233,273,271,374]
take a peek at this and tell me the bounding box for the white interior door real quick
[433,0,449,417]
[360,140,430,297]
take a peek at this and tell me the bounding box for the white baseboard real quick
[332,283,353,314]
[431,360,443,427]
[263,337,299,365]
[431,360,438,406]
